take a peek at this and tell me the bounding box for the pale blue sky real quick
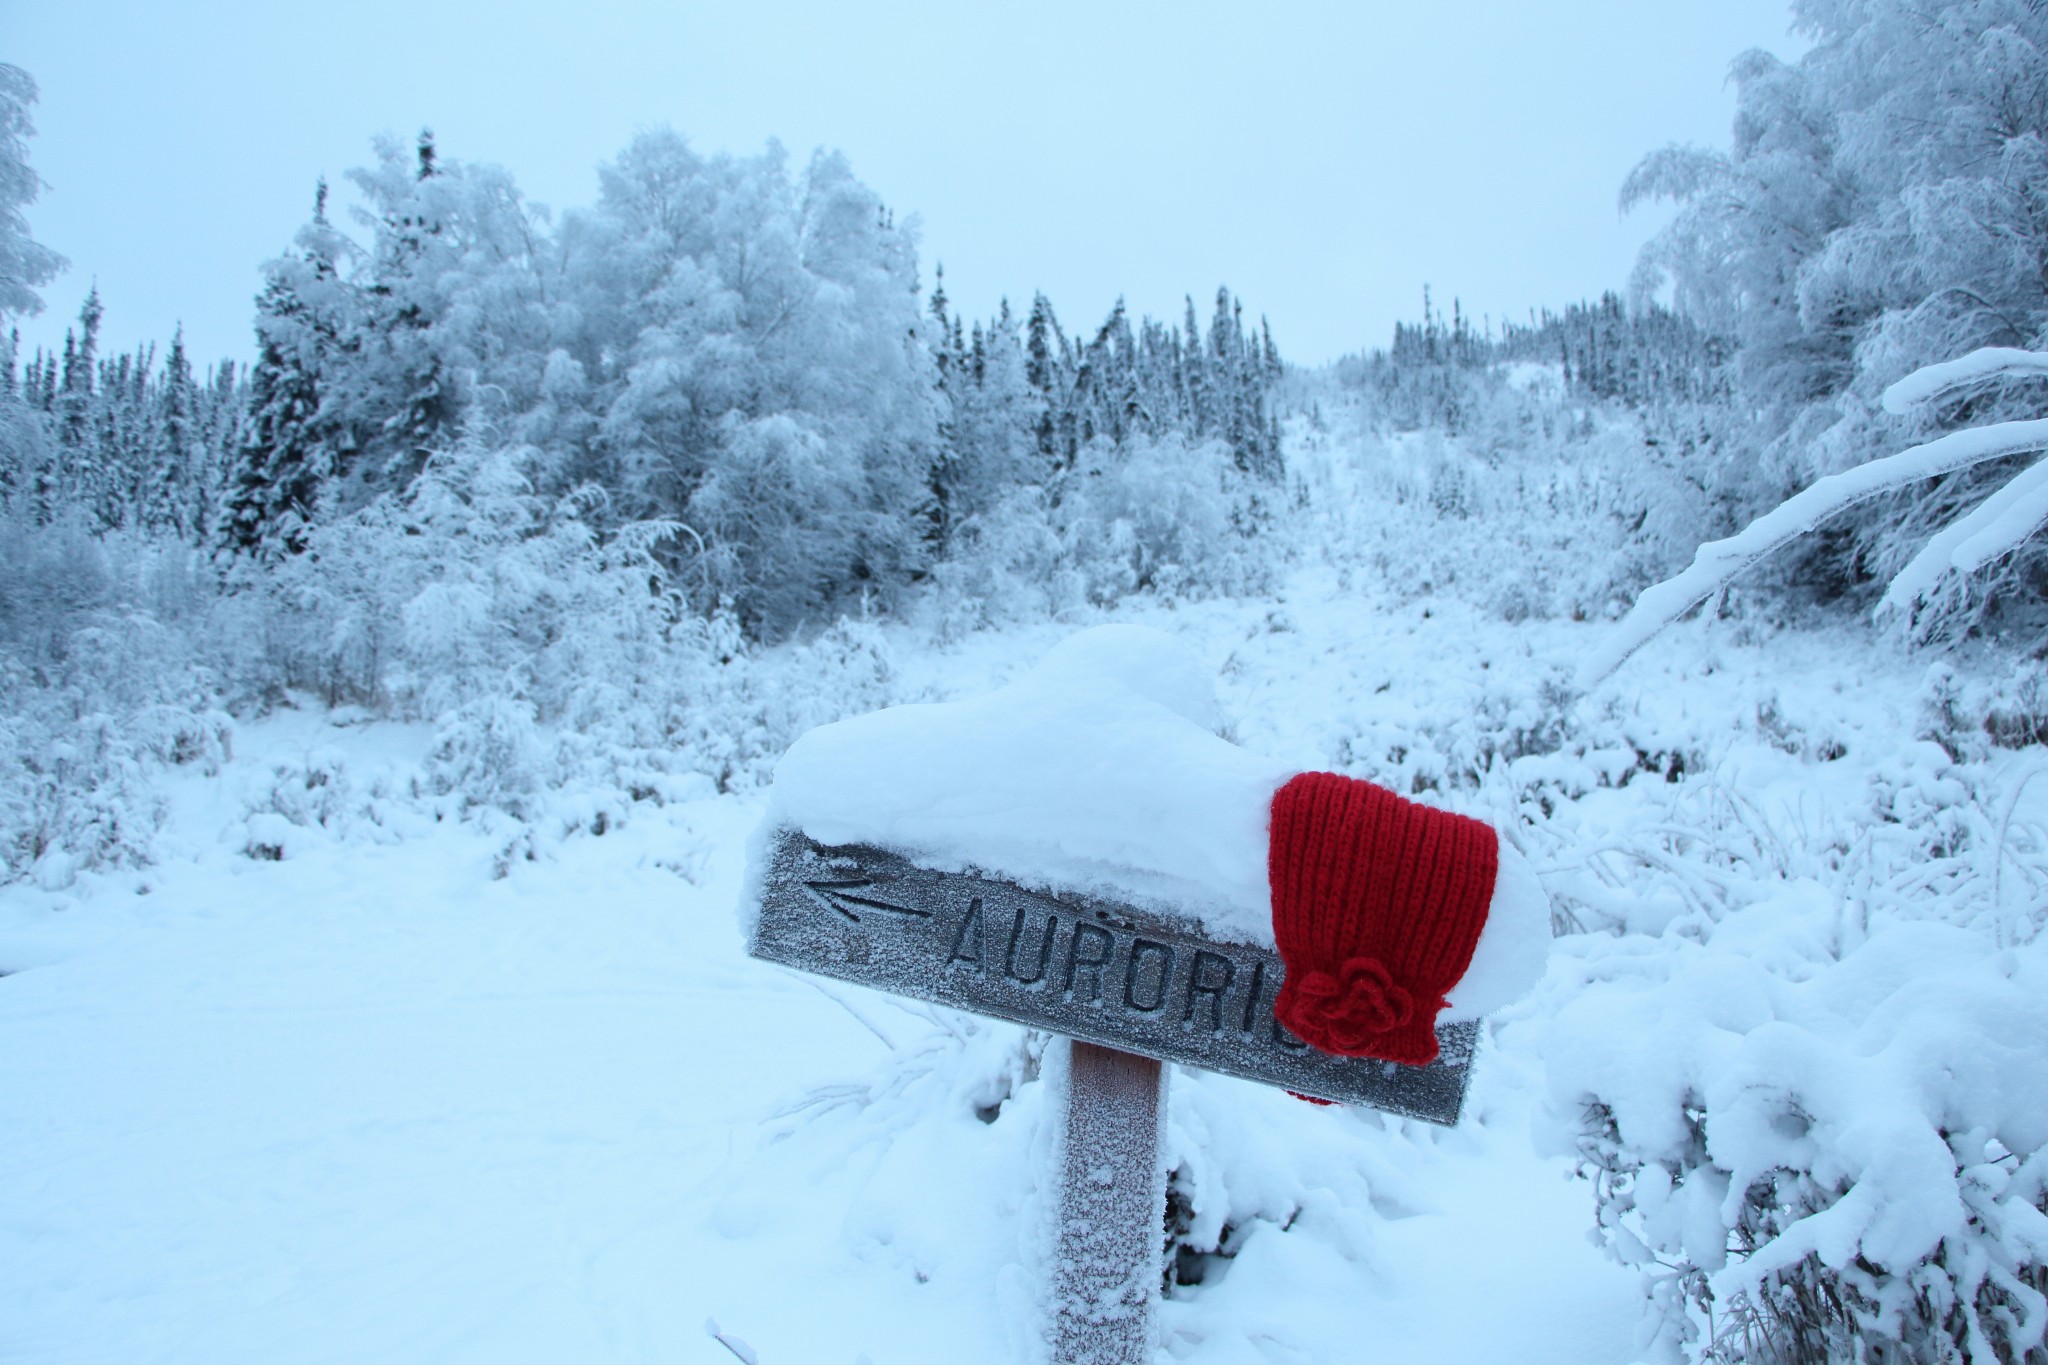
[8,0,1799,368]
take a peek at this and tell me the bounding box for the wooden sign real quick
[750,830,1478,1123]
[750,828,1488,1364]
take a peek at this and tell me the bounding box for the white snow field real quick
[12,540,2036,1365]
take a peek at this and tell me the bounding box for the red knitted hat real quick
[1268,771,1499,1066]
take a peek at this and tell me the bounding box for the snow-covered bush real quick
[1298,369,1714,628]
[238,742,410,848]
[245,437,675,718]
[1540,738,2048,1363]
[1055,433,1274,606]
[930,431,1274,629]
[226,432,925,821]
[667,613,904,792]
[1914,657,2048,759]
[0,510,228,884]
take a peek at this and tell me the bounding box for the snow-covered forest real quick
[5,0,2048,1361]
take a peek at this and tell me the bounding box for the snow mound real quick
[1546,916,2048,1360]
[762,624,1548,1019]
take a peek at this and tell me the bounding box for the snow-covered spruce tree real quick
[230,132,552,543]
[1024,291,1062,467]
[931,296,1041,537]
[54,286,100,462]
[221,183,354,558]
[138,328,204,539]
[1626,0,2048,606]
[332,133,460,503]
[923,265,960,549]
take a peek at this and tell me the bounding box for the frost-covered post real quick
[1048,1040,1166,1365]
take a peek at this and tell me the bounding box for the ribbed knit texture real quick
[1268,771,1499,1066]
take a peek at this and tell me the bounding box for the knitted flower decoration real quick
[1287,958,1417,1052]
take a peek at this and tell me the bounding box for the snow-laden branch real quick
[1879,456,2048,615]
[1882,347,2048,415]
[1581,417,2048,686]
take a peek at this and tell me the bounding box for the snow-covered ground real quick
[14,522,2034,1364]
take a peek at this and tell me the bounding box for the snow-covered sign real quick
[751,831,1480,1122]
[742,626,1545,1365]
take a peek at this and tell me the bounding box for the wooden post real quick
[1049,1039,1166,1365]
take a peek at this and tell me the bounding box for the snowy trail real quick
[0,774,907,1364]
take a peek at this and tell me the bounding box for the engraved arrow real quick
[802,878,933,923]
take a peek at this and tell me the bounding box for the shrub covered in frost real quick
[0,510,229,885]
[240,434,912,805]
[929,431,1275,633]
[1296,371,1718,629]
[1322,663,1701,822]
[0,426,937,879]
[1540,737,2048,1363]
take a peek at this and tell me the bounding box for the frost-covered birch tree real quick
[0,64,64,323]
[1627,0,2048,609]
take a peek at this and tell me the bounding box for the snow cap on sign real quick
[762,624,1549,1020]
